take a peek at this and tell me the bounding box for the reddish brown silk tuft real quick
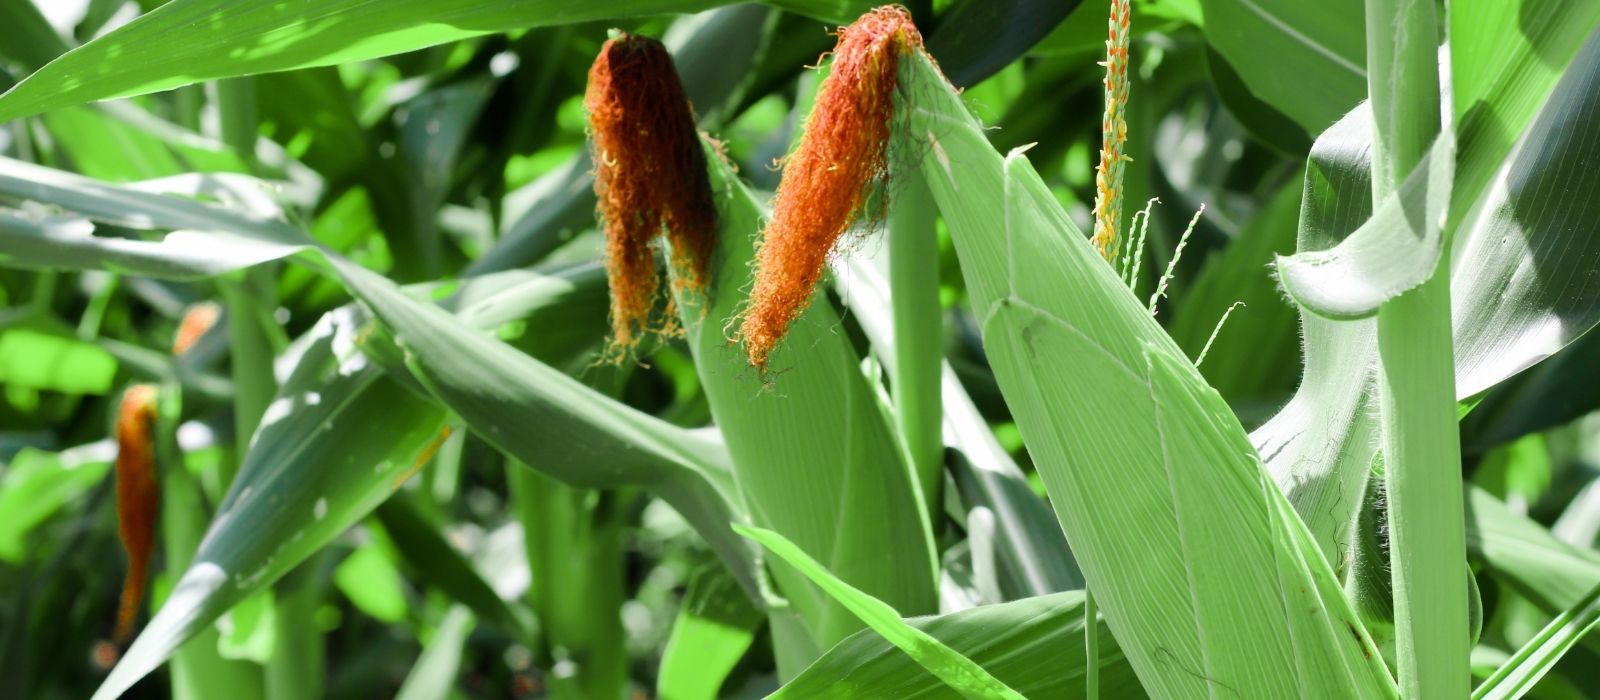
[585,33,716,357]
[738,7,923,369]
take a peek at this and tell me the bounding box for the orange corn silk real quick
[585,32,716,357]
[738,7,925,369]
[113,384,160,642]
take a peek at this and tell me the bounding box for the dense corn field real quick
[2,0,1599,698]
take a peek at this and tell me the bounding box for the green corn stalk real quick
[1364,0,1469,696]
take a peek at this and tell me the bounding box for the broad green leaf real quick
[0,159,312,279]
[152,377,269,700]
[1203,46,1312,156]
[95,312,449,700]
[0,0,881,123]
[0,153,768,696]
[1275,129,1454,319]
[673,143,937,648]
[1473,580,1600,699]
[737,525,1026,700]
[656,565,762,700]
[1197,0,1365,132]
[774,591,1142,699]
[331,255,759,595]
[1462,329,1600,452]
[1450,28,1600,398]
[1450,0,1600,231]
[902,51,1394,696]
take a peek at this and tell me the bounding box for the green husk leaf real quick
[834,252,1083,598]
[901,49,1395,697]
[671,142,938,648]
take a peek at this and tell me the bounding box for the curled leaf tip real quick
[113,384,160,642]
[738,5,925,369]
[586,31,716,360]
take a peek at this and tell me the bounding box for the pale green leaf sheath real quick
[900,52,1394,698]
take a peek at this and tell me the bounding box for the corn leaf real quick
[0,159,771,696]
[1466,487,1600,617]
[1196,0,1365,131]
[656,565,762,700]
[835,253,1082,599]
[901,51,1394,696]
[1274,129,1454,319]
[0,0,883,123]
[1472,579,1600,700]
[1450,27,1600,398]
[1256,21,1600,562]
[98,310,450,700]
[773,591,1141,699]
[737,525,1025,700]
[394,606,476,700]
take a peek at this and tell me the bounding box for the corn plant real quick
[1,0,1599,698]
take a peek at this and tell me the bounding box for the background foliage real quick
[1,0,1598,698]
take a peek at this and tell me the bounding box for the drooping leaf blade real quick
[0,0,883,123]
[737,525,1025,700]
[772,591,1141,699]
